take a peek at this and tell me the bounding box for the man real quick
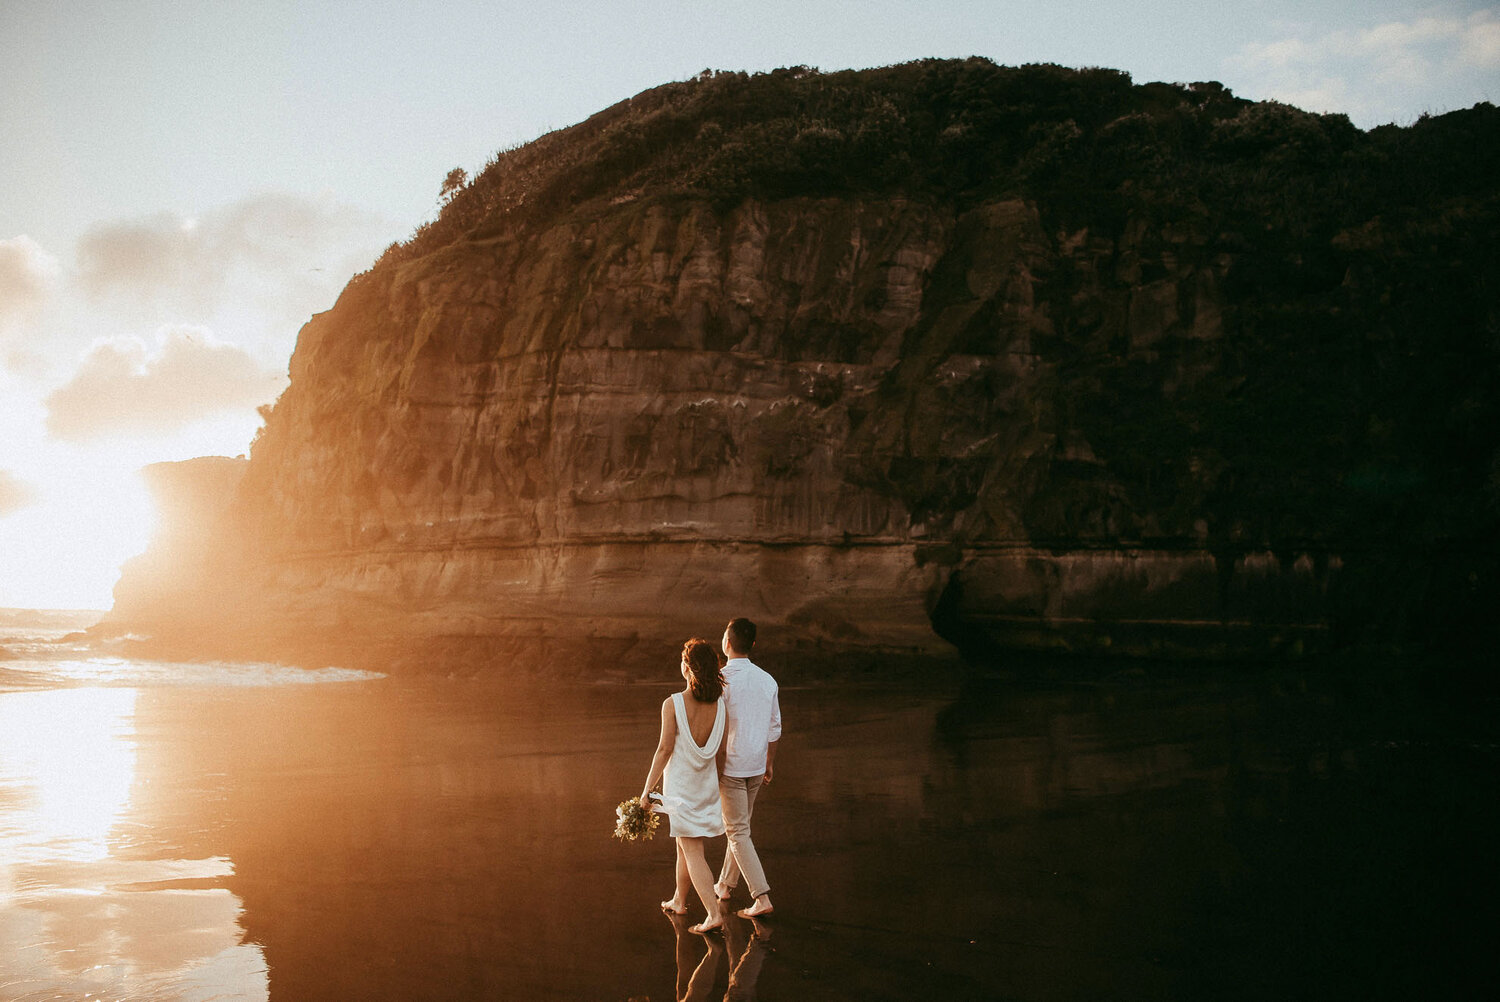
[714,616,779,918]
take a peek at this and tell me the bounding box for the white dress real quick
[660,691,726,838]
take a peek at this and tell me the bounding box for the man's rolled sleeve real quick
[767,690,781,743]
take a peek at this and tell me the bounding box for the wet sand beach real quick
[2,650,1497,1000]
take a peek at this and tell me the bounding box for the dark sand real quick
[3,663,1496,1000]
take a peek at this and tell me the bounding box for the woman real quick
[640,637,727,933]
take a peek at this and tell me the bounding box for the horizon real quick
[0,606,107,616]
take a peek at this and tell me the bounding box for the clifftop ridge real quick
[379,59,1496,270]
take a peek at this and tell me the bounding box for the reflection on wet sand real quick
[723,912,772,1001]
[657,908,769,1002]
[666,909,725,1001]
[0,686,268,1000]
[2,666,1494,1000]
[0,687,136,862]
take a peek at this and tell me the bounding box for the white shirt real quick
[720,657,781,778]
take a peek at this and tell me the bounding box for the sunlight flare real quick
[0,464,155,609]
[0,686,138,866]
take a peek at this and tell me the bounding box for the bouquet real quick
[613,794,662,842]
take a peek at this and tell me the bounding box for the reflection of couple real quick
[665,908,773,1002]
[640,617,780,934]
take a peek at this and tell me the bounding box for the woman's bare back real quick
[680,690,719,747]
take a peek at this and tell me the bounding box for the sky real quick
[2,0,1497,609]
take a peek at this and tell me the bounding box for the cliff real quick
[103,61,1500,670]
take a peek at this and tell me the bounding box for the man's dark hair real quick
[725,617,757,652]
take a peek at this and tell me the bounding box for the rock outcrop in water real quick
[103,61,1500,669]
[109,457,247,638]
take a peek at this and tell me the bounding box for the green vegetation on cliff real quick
[391,59,1497,256]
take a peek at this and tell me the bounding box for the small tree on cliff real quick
[439,167,468,206]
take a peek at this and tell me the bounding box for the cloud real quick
[1460,14,1500,68]
[0,234,61,325]
[0,469,38,517]
[76,213,197,301]
[1227,9,1500,125]
[76,191,391,323]
[44,326,287,442]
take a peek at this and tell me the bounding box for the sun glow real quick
[0,685,271,998]
[1,352,263,610]
[0,463,156,610]
[0,686,139,865]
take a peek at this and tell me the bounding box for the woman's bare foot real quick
[661,899,687,914]
[689,916,724,934]
[737,895,774,918]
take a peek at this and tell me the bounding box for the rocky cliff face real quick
[105,62,1500,669]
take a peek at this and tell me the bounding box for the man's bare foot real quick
[661,899,687,914]
[689,916,724,934]
[713,881,733,901]
[737,896,774,918]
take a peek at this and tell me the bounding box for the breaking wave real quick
[0,627,383,692]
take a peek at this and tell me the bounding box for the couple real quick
[639,617,780,934]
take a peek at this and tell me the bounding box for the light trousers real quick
[717,774,769,900]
